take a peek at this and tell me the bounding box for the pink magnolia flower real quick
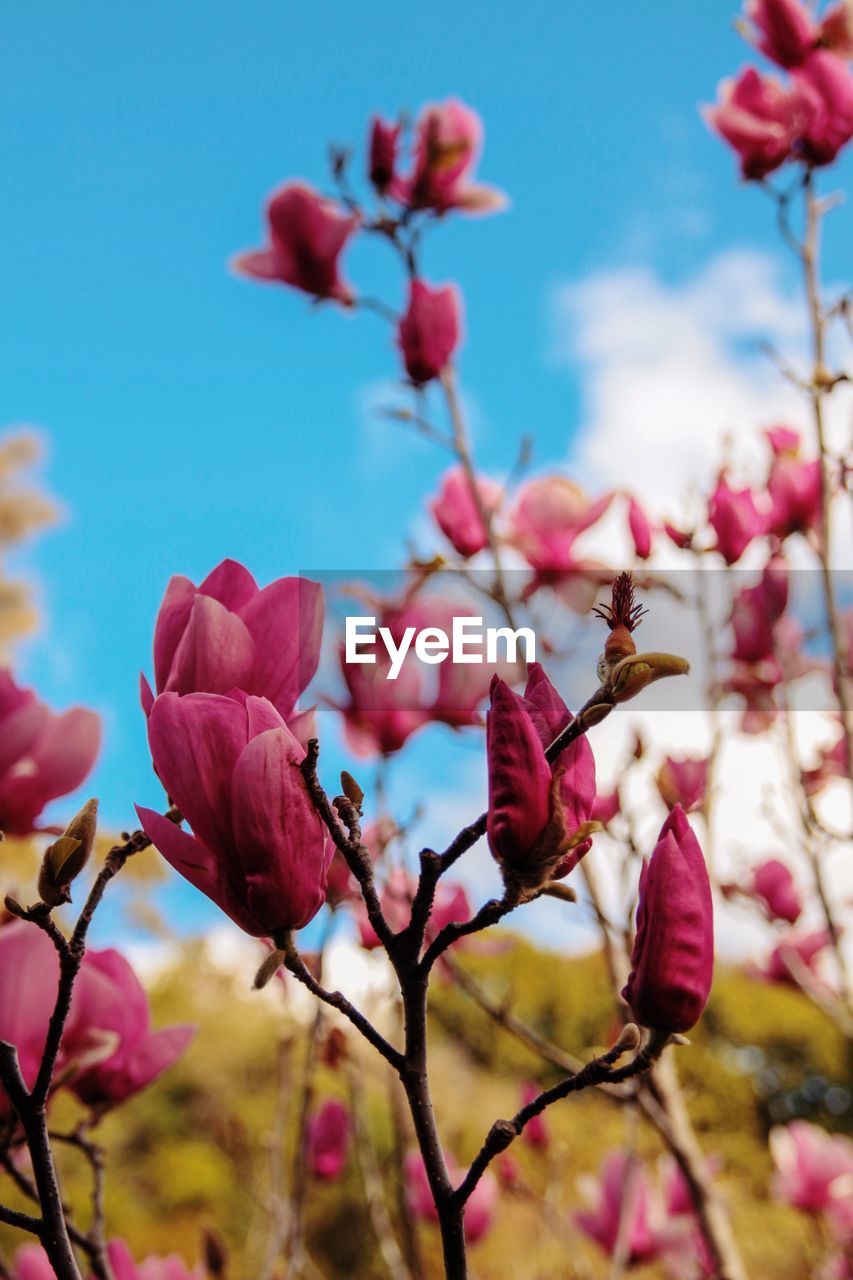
[11,1246,54,1280]
[141,559,323,726]
[767,451,822,538]
[767,425,802,457]
[771,1121,853,1213]
[755,927,832,984]
[656,755,709,815]
[398,99,505,214]
[404,1151,498,1244]
[368,116,400,194]
[729,558,789,664]
[705,66,808,178]
[511,477,612,574]
[520,1082,549,1151]
[307,1098,351,1180]
[749,857,803,923]
[708,474,764,565]
[623,807,714,1034]
[429,466,501,559]
[137,692,330,937]
[487,665,596,891]
[0,671,100,835]
[232,182,358,303]
[107,1239,203,1280]
[794,51,853,165]
[627,497,653,560]
[64,948,194,1110]
[0,923,69,1117]
[398,279,462,385]
[746,0,818,67]
[575,1152,668,1265]
[339,647,428,757]
[338,592,503,754]
[357,870,470,951]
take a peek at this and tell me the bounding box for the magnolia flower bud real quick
[37,798,98,908]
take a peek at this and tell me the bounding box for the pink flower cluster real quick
[139,560,332,938]
[706,0,853,177]
[233,99,504,386]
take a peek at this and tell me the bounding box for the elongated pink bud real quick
[623,807,714,1034]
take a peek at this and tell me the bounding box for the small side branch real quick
[454,1026,653,1206]
[279,932,404,1073]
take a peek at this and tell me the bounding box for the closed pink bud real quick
[705,67,806,178]
[794,51,853,165]
[487,666,596,891]
[520,1082,549,1150]
[368,116,400,194]
[63,949,194,1110]
[400,99,505,214]
[0,671,100,836]
[708,474,764,564]
[429,465,501,558]
[747,0,817,67]
[623,807,714,1034]
[107,1240,203,1280]
[627,497,653,560]
[137,692,331,936]
[398,279,462,385]
[575,1152,667,1265]
[511,477,612,573]
[656,755,709,814]
[307,1098,351,1180]
[233,182,358,303]
[749,858,803,923]
[771,1122,853,1213]
[142,559,323,726]
[404,1151,497,1244]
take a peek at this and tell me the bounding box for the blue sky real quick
[2,1,851,941]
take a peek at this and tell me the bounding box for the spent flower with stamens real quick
[593,572,689,701]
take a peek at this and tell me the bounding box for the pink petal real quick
[153,575,197,692]
[239,577,324,718]
[165,595,255,697]
[146,693,246,855]
[198,558,259,612]
[136,805,260,936]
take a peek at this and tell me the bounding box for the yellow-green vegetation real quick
[1,932,850,1278]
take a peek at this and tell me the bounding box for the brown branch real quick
[279,933,403,1072]
[454,1026,650,1206]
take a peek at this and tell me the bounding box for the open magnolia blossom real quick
[0,671,100,835]
[140,558,323,734]
[138,691,331,937]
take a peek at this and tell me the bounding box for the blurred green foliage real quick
[1,929,850,1278]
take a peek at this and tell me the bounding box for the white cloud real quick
[552,248,852,522]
